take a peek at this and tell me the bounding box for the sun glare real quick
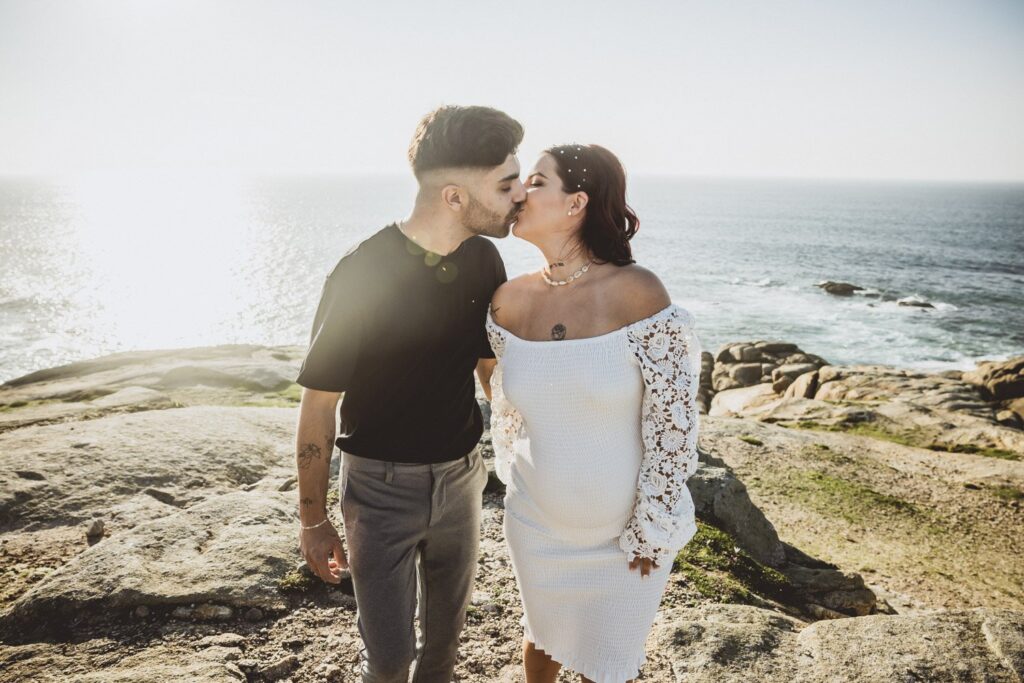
[64,171,257,349]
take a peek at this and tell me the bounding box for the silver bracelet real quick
[300,517,330,530]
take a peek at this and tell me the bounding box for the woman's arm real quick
[476,358,496,401]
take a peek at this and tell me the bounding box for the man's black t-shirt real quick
[295,223,507,464]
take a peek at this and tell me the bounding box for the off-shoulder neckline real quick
[486,303,686,346]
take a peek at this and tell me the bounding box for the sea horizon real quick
[2,172,1022,384]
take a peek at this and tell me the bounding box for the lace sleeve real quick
[619,305,702,564]
[485,313,527,485]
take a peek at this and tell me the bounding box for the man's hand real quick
[299,521,348,584]
[628,555,659,578]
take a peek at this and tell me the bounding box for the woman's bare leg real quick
[523,637,561,683]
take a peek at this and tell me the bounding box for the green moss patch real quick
[241,383,305,408]
[276,567,315,593]
[990,485,1024,502]
[931,444,1020,461]
[784,469,918,524]
[784,420,1021,461]
[783,420,922,448]
[673,521,795,606]
[738,435,764,446]
[0,398,61,413]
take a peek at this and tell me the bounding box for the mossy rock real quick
[673,520,795,607]
[276,567,316,593]
[785,420,1020,461]
[784,469,918,524]
[931,443,1020,461]
[0,398,61,413]
[241,382,305,408]
[990,484,1024,502]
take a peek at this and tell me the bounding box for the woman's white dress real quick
[486,303,703,683]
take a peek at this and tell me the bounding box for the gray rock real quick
[261,654,300,682]
[772,363,819,383]
[728,363,764,386]
[897,297,935,308]
[754,342,799,354]
[687,465,785,567]
[0,344,303,413]
[649,603,1024,682]
[738,345,764,362]
[997,410,1022,428]
[963,356,1024,402]
[709,384,779,418]
[784,565,875,616]
[772,376,793,394]
[783,370,819,399]
[85,518,105,538]
[706,363,1024,455]
[197,632,246,649]
[192,604,234,621]
[697,351,714,413]
[2,490,297,631]
[711,363,742,392]
[89,386,170,409]
[817,281,864,296]
[0,641,247,682]
[0,406,296,531]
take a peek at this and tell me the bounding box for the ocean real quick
[1,172,1022,384]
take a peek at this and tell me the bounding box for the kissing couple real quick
[294,105,701,683]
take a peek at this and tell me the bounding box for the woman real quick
[486,143,702,683]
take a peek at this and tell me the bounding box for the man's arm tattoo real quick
[297,442,321,469]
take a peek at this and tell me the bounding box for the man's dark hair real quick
[408,105,524,179]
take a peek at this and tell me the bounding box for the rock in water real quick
[816,281,864,296]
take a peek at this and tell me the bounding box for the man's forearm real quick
[295,407,337,524]
[476,358,496,402]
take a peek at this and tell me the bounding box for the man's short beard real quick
[463,193,515,238]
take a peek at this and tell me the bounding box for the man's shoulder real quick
[462,235,503,261]
[326,224,397,280]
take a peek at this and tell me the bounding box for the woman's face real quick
[512,153,582,243]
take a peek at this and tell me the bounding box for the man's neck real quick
[398,210,473,257]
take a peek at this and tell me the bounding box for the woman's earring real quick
[567,211,572,216]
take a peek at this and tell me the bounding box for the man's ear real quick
[442,185,464,213]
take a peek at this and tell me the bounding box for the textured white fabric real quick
[486,303,702,683]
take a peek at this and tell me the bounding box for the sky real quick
[1,0,1023,181]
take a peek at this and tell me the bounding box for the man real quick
[294,105,526,683]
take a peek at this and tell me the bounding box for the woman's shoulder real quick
[491,272,542,327]
[604,264,672,323]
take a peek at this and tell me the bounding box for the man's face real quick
[461,155,526,238]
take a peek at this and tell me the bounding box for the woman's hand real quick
[628,555,659,577]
